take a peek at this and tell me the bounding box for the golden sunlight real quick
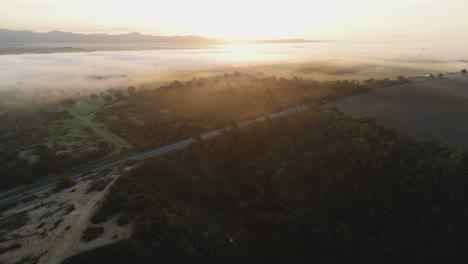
[176,1,320,40]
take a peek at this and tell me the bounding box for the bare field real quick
[327,75,468,149]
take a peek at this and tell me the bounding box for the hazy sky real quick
[1,0,467,40]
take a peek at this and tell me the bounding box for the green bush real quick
[81,226,105,242]
[55,177,76,190]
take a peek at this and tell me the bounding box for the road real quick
[82,104,313,171]
[0,104,312,207]
[0,75,444,207]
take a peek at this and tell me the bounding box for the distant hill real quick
[0,29,316,44]
[0,29,224,44]
[235,39,324,44]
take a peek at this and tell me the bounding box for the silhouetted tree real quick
[114,90,124,100]
[103,95,113,104]
[397,76,410,83]
[127,86,136,96]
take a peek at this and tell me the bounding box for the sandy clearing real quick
[0,167,133,264]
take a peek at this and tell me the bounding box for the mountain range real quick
[0,29,314,44]
[0,29,223,44]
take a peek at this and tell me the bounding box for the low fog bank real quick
[1,41,467,112]
[0,50,224,111]
[0,43,217,55]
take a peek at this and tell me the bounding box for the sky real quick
[1,0,468,40]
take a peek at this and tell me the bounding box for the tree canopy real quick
[65,108,468,264]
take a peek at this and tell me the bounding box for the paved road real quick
[0,74,446,206]
[1,75,446,207]
[0,104,312,207]
[90,104,313,171]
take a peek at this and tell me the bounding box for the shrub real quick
[117,215,131,226]
[0,212,29,232]
[0,243,21,255]
[56,177,76,190]
[81,226,105,242]
[64,204,76,215]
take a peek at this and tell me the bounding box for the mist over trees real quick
[0,72,412,191]
[97,72,408,151]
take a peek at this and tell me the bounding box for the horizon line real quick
[0,28,326,43]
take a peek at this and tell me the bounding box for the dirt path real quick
[82,117,125,155]
[39,176,118,264]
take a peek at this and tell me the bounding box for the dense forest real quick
[64,108,468,264]
[0,107,114,190]
[0,73,407,191]
[97,72,407,150]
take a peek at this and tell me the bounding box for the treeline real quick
[97,73,408,151]
[64,108,468,264]
[0,141,114,190]
[0,103,118,190]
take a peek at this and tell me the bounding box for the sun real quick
[149,0,321,40]
[13,0,339,40]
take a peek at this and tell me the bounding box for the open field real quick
[50,96,132,150]
[327,74,468,149]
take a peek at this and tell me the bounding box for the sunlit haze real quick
[3,0,468,263]
[2,0,468,40]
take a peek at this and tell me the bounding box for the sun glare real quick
[175,1,323,40]
[13,0,328,40]
[3,0,468,40]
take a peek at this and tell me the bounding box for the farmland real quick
[328,75,468,149]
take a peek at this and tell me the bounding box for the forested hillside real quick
[0,73,406,191]
[97,72,406,150]
[64,108,468,264]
